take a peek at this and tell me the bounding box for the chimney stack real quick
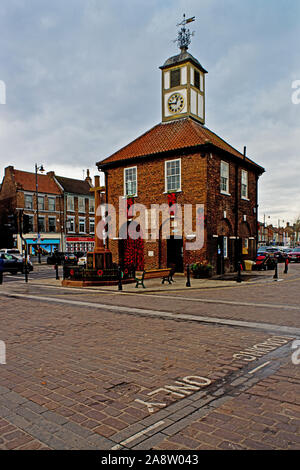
[85,169,92,184]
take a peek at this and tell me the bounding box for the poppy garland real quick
[123,237,144,270]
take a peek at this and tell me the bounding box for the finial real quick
[175,14,195,52]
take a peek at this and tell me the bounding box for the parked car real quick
[0,249,32,266]
[254,253,276,271]
[288,247,300,263]
[265,247,286,262]
[63,253,78,265]
[47,252,78,265]
[0,253,33,274]
[77,253,87,266]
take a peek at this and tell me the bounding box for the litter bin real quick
[244,260,255,271]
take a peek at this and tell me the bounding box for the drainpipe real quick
[235,162,239,270]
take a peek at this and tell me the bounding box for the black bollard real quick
[284,257,289,274]
[55,263,60,280]
[0,270,3,285]
[237,261,242,283]
[24,263,28,284]
[118,265,123,291]
[186,264,191,287]
[273,259,278,280]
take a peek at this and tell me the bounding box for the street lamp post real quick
[35,164,45,264]
[264,214,271,244]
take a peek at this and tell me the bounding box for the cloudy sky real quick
[0,0,299,226]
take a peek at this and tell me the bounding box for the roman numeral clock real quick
[160,15,207,124]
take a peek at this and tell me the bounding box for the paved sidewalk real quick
[29,271,274,293]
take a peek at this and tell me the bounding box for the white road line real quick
[111,421,165,450]
[8,283,300,312]
[1,290,300,336]
[248,361,271,374]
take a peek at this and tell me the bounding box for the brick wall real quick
[103,147,259,273]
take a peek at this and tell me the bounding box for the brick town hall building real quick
[97,20,265,275]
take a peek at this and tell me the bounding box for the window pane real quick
[170,69,180,88]
[125,168,137,196]
[166,160,180,191]
[28,216,34,232]
[89,219,95,234]
[38,196,44,210]
[78,197,85,211]
[220,162,229,193]
[48,198,55,211]
[67,196,74,211]
[48,217,56,232]
[194,70,200,90]
[25,195,33,209]
[38,217,45,232]
[89,199,95,213]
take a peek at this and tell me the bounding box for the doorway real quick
[167,236,183,272]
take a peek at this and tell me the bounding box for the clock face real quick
[167,93,185,114]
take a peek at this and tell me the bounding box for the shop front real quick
[66,237,95,253]
[18,236,62,255]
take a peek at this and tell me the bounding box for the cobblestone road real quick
[0,264,299,450]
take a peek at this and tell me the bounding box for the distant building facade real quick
[0,166,97,254]
[50,171,96,253]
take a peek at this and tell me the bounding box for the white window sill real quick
[220,191,231,196]
[122,195,138,199]
[163,189,182,194]
[241,196,250,201]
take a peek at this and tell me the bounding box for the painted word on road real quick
[135,375,211,413]
[233,336,294,362]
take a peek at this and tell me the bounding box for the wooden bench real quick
[162,266,176,284]
[135,268,173,288]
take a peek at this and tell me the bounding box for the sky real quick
[0,0,299,226]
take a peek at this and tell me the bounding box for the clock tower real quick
[160,15,207,124]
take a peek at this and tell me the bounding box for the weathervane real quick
[174,14,195,52]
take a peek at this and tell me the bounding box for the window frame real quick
[48,197,56,212]
[78,196,85,213]
[37,215,45,232]
[220,161,230,195]
[241,170,249,200]
[170,68,181,88]
[24,194,33,210]
[194,70,200,90]
[89,217,95,234]
[38,195,45,211]
[48,216,56,233]
[26,214,34,232]
[124,166,138,197]
[67,215,75,233]
[79,217,86,234]
[67,195,75,212]
[89,198,95,214]
[165,158,181,193]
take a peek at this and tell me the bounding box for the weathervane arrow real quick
[175,14,196,51]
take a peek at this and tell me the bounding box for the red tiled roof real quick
[98,118,264,172]
[13,170,62,195]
